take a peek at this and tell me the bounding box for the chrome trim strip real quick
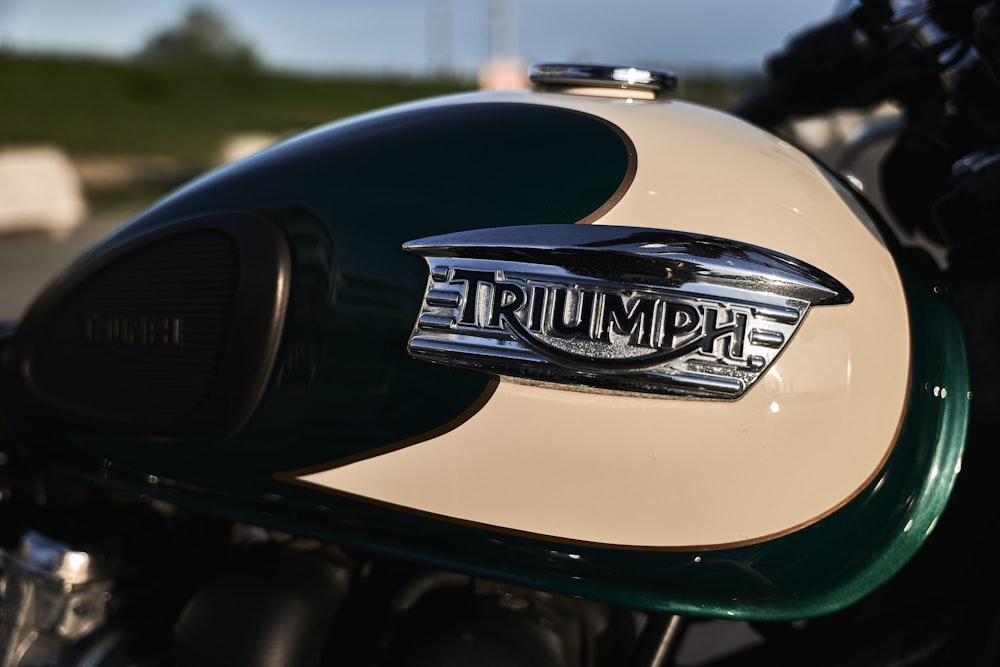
[404,225,852,400]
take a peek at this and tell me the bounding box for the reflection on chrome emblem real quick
[403,225,852,399]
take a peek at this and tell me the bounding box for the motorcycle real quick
[1,0,998,664]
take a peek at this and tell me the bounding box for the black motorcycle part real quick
[2,211,290,440]
[929,0,985,39]
[376,574,639,667]
[879,127,957,244]
[173,546,351,667]
[933,151,1000,249]
[975,1,1000,85]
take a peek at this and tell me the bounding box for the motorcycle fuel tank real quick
[1,65,968,620]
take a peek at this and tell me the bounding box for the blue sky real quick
[0,0,842,76]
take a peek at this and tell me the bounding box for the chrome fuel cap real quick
[529,63,677,97]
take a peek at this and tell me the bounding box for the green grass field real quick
[1,53,474,161]
[1,54,756,153]
[1,52,757,208]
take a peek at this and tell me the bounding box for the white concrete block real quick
[218,133,278,164]
[0,146,87,239]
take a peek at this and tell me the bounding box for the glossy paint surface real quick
[10,89,968,620]
[300,92,913,548]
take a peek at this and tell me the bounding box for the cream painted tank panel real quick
[300,92,910,548]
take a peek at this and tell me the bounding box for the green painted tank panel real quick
[50,100,633,480]
[6,96,968,620]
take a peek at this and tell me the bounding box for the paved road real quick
[0,207,136,321]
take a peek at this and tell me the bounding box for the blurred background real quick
[0,0,840,319]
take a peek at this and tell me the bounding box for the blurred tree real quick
[138,5,259,69]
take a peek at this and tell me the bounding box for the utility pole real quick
[427,0,453,76]
[481,0,525,89]
[486,0,517,61]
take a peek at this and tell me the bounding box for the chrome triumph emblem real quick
[403,225,852,399]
